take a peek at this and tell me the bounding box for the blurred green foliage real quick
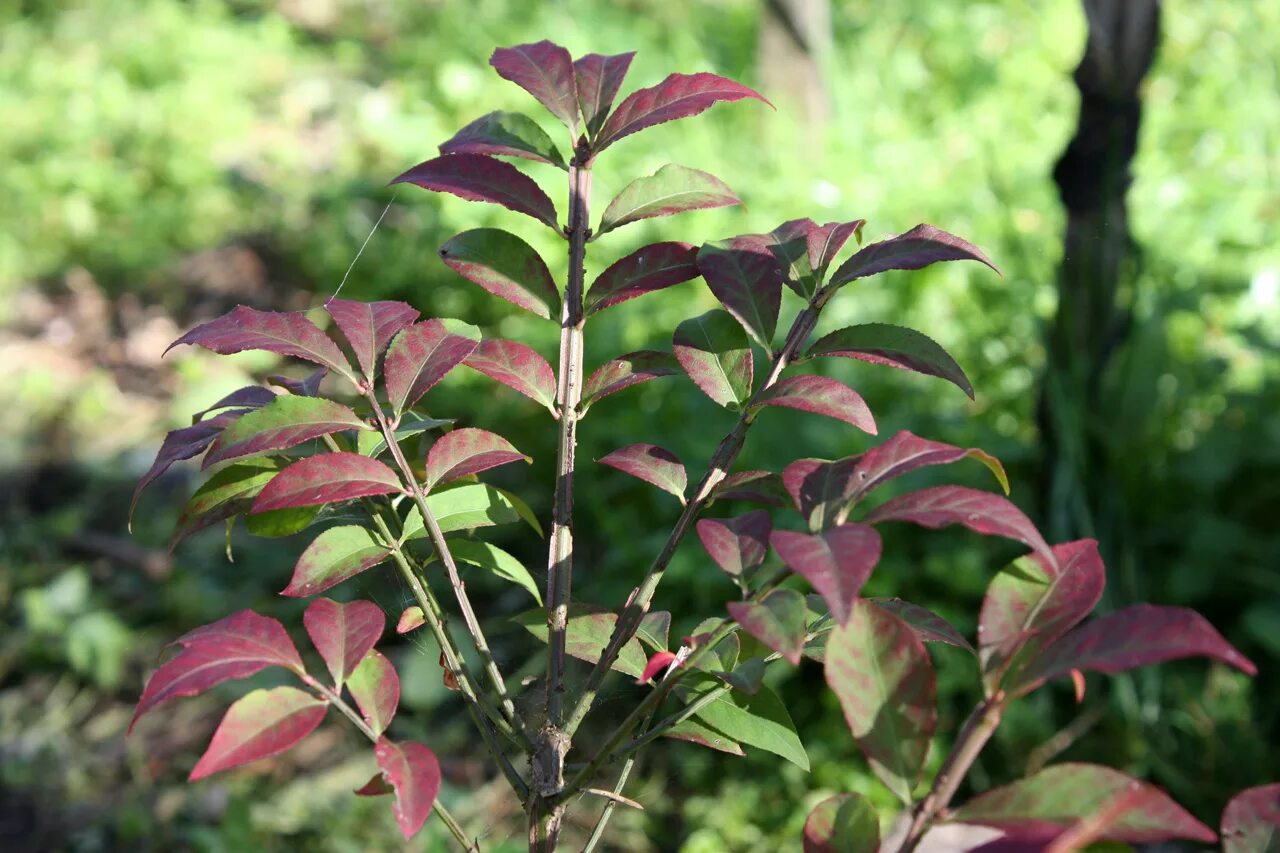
[2,0,1276,850]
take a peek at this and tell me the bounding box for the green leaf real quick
[438,111,567,169]
[512,606,647,678]
[171,458,284,547]
[673,309,753,408]
[440,539,542,605]
[400,484,541,542]
[677,674,809,771]
[204,396,372,468]
[282,525,393,597]
[359,415,454,458]
[806,323,974,399]
[245,505,321,538]
[596,164,740,237]
[803,792,879,853]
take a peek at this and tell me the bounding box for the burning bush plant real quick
[129,41,1276,851]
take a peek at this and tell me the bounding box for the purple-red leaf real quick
[390,154,559,231]
[131,610,305,732]
[324,299,419,382]
[866,485,1054,568]
[130,411,242,526]
[772,524,882,625]
[425,427,529,489]
[954,763,1217,844]
[489,41,580,134]
[829,223,999,286]
[594,72,770,153]
[698,235,785,350]
[203,396,372,468]
[712,469,789,506]
[303,598,385,687]
[438,111,567,169]
[375,738,442,840]
[728,588,807,665]
[438,228,559,319]
[870,598,973,652]
[574,51,635,137]
[189,686,327,780]
[383,319,481,416]
[191,386,278,422]
[396,606,425,634]
[782,457,860,532]
[769,218,866,297]
[348,650,399,736]
[696,510,771,578]
[268,367,327,397]
[825,599,937,803]
[1015,604,1257,695]
[752,375,877,434]
[673,309,753,408]
[636,650,679,684]
[165,306,356,382]
[585,241,699,315]
[850,430,1008,501]
[252,452,403,513]
[597,164,740,236]
[282,525,392,597]
[803,792,879,853]
[1222,783,1280,853]
[598,443,687,503]
[581,350,679,411]
[807,323,975,399]
[979,540,1105,690]
[355,774,395,797]
[463,337,557,413]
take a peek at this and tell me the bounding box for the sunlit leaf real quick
[171,458,283,548]
[1221,783,1280,853]
[751,375,876,434]
[585,242,699,314]
[490,40,580,134]
[829,223,999,287]
[439,111,567,169]
[391,154,560,231]
[383,319,481,416]
[348,650,399,736]
[696,510,770,578]
[323,299,420,381]
[597,443,687,502]
[574,51,635,137]
[425,428,530,490]
[282,525,392,597]
[728,588,806,664]
[442,538,542,605]
[673,309,753,408]
[203,396,371,468]
[165,306,357,383]
[251,453,403,513]
[581,350,679,411]
[772,524,882,625]
[512,606,647,678]
[463,337,558,413]
[401,483,542,541]
[375,738,441,840]
[303,598,385,687]
[803,792,879,853]
[597,165,739,236]
[594,72,770,153]
[438,228,559,318]
[189,686,327,780]
[677,675,808,770]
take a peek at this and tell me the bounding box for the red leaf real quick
[390,154,559,231]
[849,430,1007,502]
[189,686,327,780]
[711,469,788,506]
[438,111,566,168]
[131,610,305,732]
[825,599,936,803]
[251,453,403,513]
[574,51,635,137]
[303,598,385,687]
[165,306,355,382]
[772,524,882,625]
[979,540,1105,690]
[463,337,557,413]
[190,386,278,422]
[803,792,879,853]
[594,72,770,153]
[752,375,877,434]
[636,650,679,683]
[698,235,785,350]
[425,427,529,489]
[1015,604,1257,695]
[202,396,372,468]
[268,367,327,397]
[581,350,679,410]
[130,411,242,526]
[375,738,442,840]
[324,299,420,381]
[866,485,1054,568]
[673,309,753,408]
[490,41,580,134]
[348,650,399,736]
[870,598,974,652]
[438,228,559,319]
[355,774,394,797]
[282,525,392,597]
[830,223,999,286]
[585,241,699,315]
[728,588,807,665]
[782,457,860,532]
[954,762,1216,844]
[1222,783,1280,853]
[597,165,740,237]
[696,510,770,578]
[807,323,975,399]
[768,218,866,296]
[396,606,425,634]
[597,443,687,503]
[383,319,480,415]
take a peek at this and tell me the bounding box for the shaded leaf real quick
[598,165,740,236]
[696,510,770,578]
[189,686,327,780]
[711,470,788,506]
[165,306,356,382]
[282,525,392,597]
[251,453,403,513]
[426,428,529,490]
[267,367,327,397]
[772,524,882,625]
[595,72,770,153]
[807,324,974,399]
[870,598,973,652]
[829,223,999,287]
[574,51,635,137]
[637,650,679,684]
[698,235,785,349]
[1222,783,1280,853]
[585,242,699,315]
[439,111,566,168]
[720,657,766,695]
[348,650,399,736]
[438,228,559,318]
[678,676,808,771]
[752,375,876,434]
[355,774,395,797]
[825,599,936,803]
[384,319,481,416]
[303,598,385,687]
[360,414,455,458]
[401,483,542,541]
[446,538,542,605]
[782,457,860,532]
[375,738,441,840]
[244,504,321,538]
[581,350,679,411]
[191,386,278,422]
[664,717,744,755]
[637,611,672,652]
[390,154,559,231]
[598,443,687,502]
[513,606,647,678]
[396,606,425,634]
[803,792,879,853]
[463,337,557,413]
[673,309,753,408]
[728,588,806,664]
[490,41,579,134]
[130,411,243,525]
[204,396,371,468]
[131,610,304,731]
[324,299,420,381]
[171,459,282,549]
[954,763,1216,844]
